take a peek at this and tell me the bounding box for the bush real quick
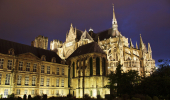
[153,96,159,100]
[17,96,22,100]
[133,94,145,100]
[28,95,31,100]
[131,97,141,100]
[33,95,41,100]
[23,94,27,100]
[146,95,152,100]
[67,94,73,98]
[122,94,130,100]
[42,94,47,100]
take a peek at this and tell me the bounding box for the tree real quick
[106,62,141,97]
[134,59,170,99]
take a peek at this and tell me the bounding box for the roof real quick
[67,42,106,59]
[75,29,83,41]
[0,38,62,64]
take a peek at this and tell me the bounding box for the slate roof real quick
[75,29,83,41]
[0,38,62,64]
[67,42,106,59]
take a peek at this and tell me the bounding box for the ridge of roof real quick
[0,38,62,63]
[67,42,106,59]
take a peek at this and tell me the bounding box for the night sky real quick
[0,0,170,64]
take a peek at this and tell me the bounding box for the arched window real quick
[72,62,75,77]
[96,57,100,75]
[41,55,46,61]
[8,48,14,55]
[89,57,93,76]
[51,57,56,63]
[102,58,106,76]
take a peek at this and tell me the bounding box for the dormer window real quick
[8,48,14,55]
[51,57,56,63]
[41,55,46,61]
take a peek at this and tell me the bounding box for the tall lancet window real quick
[96,57,100,75]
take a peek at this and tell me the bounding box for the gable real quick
[18,52,40,60]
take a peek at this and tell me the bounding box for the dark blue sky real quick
[0,0,170,64]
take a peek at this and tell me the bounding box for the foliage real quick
[106,62,141,97]
[153,96,159,100]
[131,97,141,100]
[145,95,152,100]
[43,94,47,100]
[23,94,27,100]
[134,59,170,99]
[28,95,31,100]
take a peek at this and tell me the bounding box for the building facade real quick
[50,5,155,77]
[0,5,155,98]
[0,39,69,98]
[32,35,48,50]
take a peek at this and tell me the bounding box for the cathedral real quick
[0,5,155,98]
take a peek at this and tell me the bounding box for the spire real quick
[130,38,134,48]
[139,34,144,49]
[148,43,152,52]
[98,36,100,43]
[112,4,117,25]
[136,42,138,49]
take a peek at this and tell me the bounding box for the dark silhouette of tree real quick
[105,62,141,98]
[134,59,170,99]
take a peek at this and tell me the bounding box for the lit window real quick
[47,66,50,74]
[41,65,44,73]
[0,73,2,85]
[56,90,59,96]
[46,90,49,95]
[26,63,30,71]
[33,64,37,72]
[40,78,44,86]
[17,75,22,85]
[56,78,59,87]
[61,79,64,87]
[61,90,64,96]
[40,90,43,95]
[4,89,8,97]
[56,68,59,75]
[52,57,56,63]
[46,78,50,86]
[62,68,64,75]
[16,89,20,95]
[25,76,29,85]
[41,56,46,61]
[31,90,35,95]
[5,74,10,85]
[0,58,4,69]
[24,90,28,95]
[7,60,12,70]
[19,62,23,71]
[32,76,36,86]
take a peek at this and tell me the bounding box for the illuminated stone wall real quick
[0,53,69,98]
[32,35,48,50]
[67,53,110,98]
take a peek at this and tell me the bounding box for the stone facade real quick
[50,5,155,77]
[0,43,69,98]
[32,35,48,50]
[67,52,110,98]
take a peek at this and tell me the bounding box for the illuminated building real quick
[0,39,68,98]
[0,5,155,98]
[51,5,155,77]
[31,35,48,50]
